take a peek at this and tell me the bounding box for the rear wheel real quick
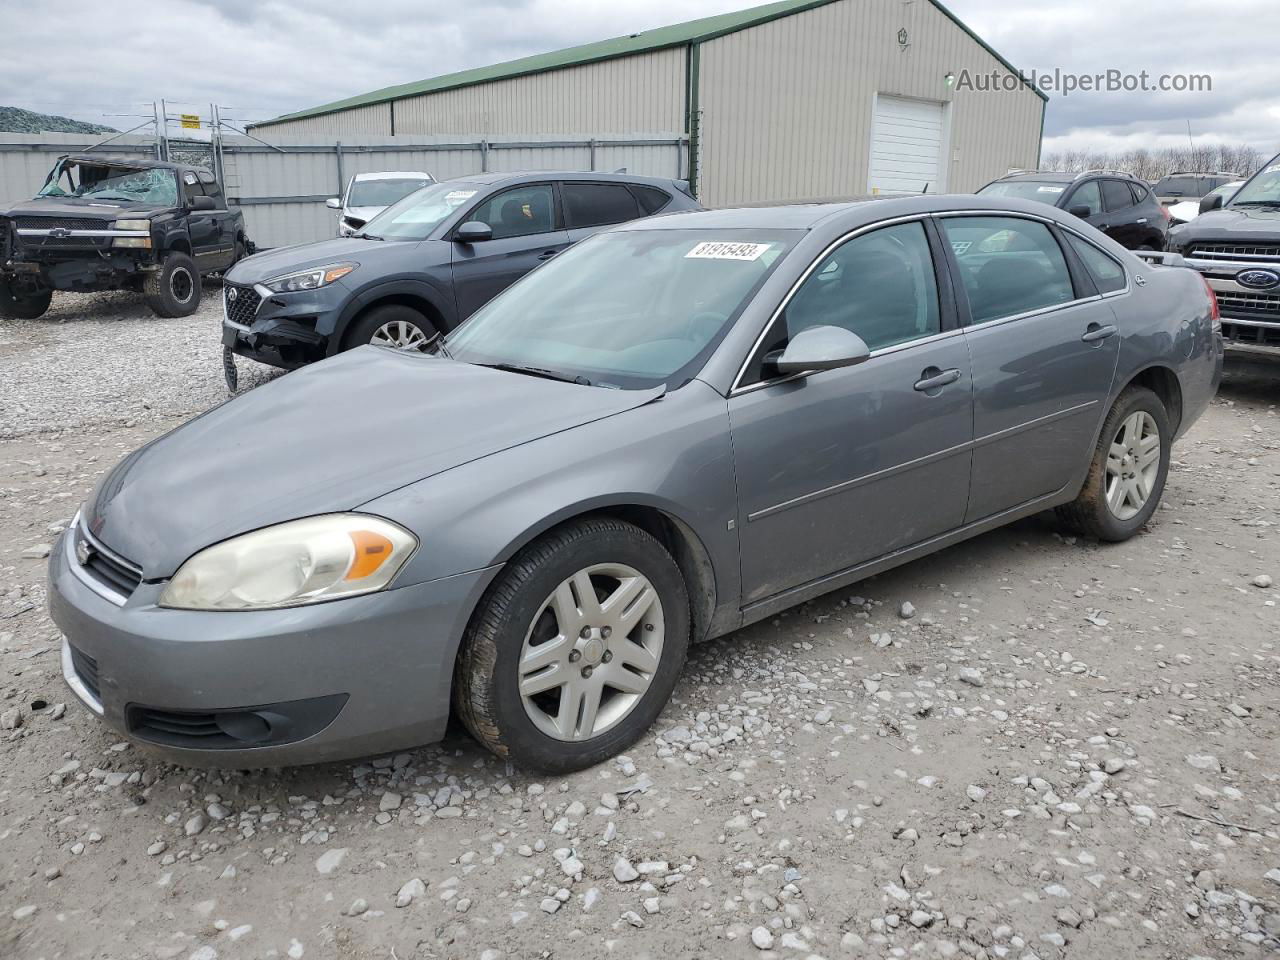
[345,304,438,353]
[144,252,201,318]
[0,278,52,319]
[454,517,690,773]
[1057,386,1170,541]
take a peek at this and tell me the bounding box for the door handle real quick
[1081,323,1118,343]
[1136,218,1148,224]
[1098,223,1110,229]
[537,250,559,261]
[914,367,961,392]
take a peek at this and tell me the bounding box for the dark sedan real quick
[220,171,699,377]
[52,196,1220,772]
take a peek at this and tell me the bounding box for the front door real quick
[938,214,1121,522]
[450,183,569,320]
[729,219,974,605]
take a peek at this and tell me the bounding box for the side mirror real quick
[190,195,216,211]
[1067,204,1092,219]
[325,197,342,210]
[1199,193,1225,214]
[454,220,493,243]
[770,325,871,376]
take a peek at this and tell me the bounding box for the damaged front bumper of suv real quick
[221,280,347,370]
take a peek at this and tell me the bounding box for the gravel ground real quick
[0,285,279,440]
[1,299,1278,960]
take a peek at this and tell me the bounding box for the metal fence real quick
[0,131,689,248]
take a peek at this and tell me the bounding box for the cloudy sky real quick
[1,0,1275,154]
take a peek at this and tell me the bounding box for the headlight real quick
[159,514,416,611]
[262,262,356,294]
[112,219,152,248]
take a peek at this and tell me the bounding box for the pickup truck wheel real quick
[1057,386,1170,542]
[144,252,201,318]
[0,280,52,320]
[345,304,438,353]
[454,517,691,773]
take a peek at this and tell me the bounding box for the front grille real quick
[14,216,108,231]
[68,645,101,702]
[224,284,262,326]
[1217,292,1280,316]
[1191,243,1280,262]
[74,523,143,599]
[1223,321,1280,346]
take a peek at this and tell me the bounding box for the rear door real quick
[1100,178,1141,248]
[939,214,1121,522]
[449,182,568,320]
[561,181,648,245]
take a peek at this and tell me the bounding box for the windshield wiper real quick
[355,232,385,240]
[481,362,591,386]
[1230,200,1280,207]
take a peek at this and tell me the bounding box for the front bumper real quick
[221,281,349,370]
[48,530,499,767]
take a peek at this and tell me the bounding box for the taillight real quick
[1202,276,1221,331]
[1159,205,1172,222]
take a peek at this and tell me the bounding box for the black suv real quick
[221,171,699,379]
[1168,153,1280,363]
[1153,172,1239,206]
[977,170,1169,250]
[0,155,248,319]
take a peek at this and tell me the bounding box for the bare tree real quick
[1039,145,1267,180]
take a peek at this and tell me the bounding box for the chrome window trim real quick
[960,295,1106,335]
[728,213,939,396]
[61,639,104,716]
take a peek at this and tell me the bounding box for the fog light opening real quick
[214,711,273,744]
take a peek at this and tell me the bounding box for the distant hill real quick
[0,106,117,135]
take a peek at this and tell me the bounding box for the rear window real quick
[631,185,672,215]
[1128,182,1150,204]
[1102,180,1134,211]
[977,180,1069,204]
[562,182,642,229]
[1155,176,1211,198]
[1065,233,1126,294]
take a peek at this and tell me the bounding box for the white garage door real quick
[867,95,947,195]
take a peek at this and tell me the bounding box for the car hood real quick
[1175,205,1280,245]
[2,197,172,220]
[83,348,663,579]
[227,236,419,284]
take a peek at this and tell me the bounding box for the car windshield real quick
[445,229,800,389]
[347,177,433,208]
[361,181,483,239]
[1228,165,1280,207]
[37,160,178,206]
[977,180,1068,204]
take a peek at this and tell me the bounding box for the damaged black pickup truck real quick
[0,155,249,319]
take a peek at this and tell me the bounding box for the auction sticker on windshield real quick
[445,190,478,206]
[685,241,772,261]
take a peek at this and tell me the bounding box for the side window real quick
[181,170,205,206]
[941,216,1075,324]
[197,170,225,207]
[468,184,556,240]
[562,182,642,229]
[631,185,672,215]
[1102,179,1134,211]
[783,221,941,352]
[1066,233,1126,294]
[1128,182,1150,205]
[1065,180,1102,216]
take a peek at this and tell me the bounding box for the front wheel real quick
[0,278,52,319]
[1057,386,1170,541]
[144,253,201,318]
[454,517,690,773]
[345,304,438,353]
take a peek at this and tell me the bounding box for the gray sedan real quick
[49,196,1222,772]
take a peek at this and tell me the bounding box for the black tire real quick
[454,517,691,773]
[344,304,437,353]
[144,252,201,318]
[1057,386,1171,541]
[0,279,52,320]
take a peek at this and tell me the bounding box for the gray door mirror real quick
[455,221,494,243]
[1067,204,1092,219]
[771,325,872,375]
[325,197,341,210]
[1199,193,1225,214]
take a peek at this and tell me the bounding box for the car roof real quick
[462,170,682,188]
[615,193,1098,232]
[992,171,1077,183]
[351,171,433,181]
[59,154,206,177]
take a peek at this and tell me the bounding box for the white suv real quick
[327,171,434,237]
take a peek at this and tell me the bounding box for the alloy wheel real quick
[518,563,664,742]
[370,319,436,351]
[1105,410,1160,521]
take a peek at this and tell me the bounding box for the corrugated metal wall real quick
[0,133,687,249]
[696,0,1043,207]
[249,102,393,138]
[392,49,687,135]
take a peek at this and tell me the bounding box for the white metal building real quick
[251,0,1047,208]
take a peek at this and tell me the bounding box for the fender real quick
[333,276,456,350]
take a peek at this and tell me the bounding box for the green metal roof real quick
[259,0,1045,127]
